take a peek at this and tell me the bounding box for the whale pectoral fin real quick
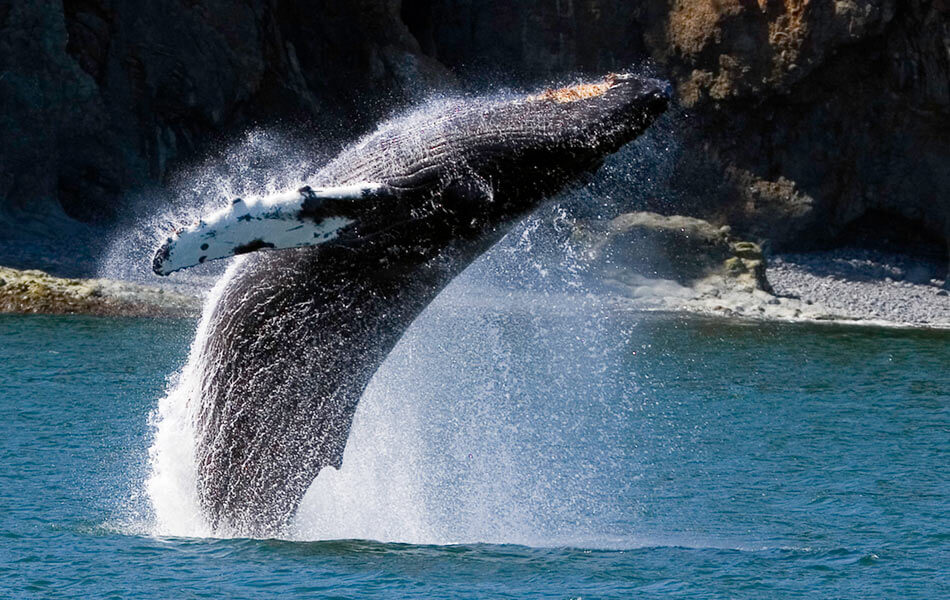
[152,182,397,275]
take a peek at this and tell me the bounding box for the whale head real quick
[517,72,672,158]
[413,71,672,223]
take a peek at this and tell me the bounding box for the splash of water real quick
[98,129,322,290]
[142,242,651,544]
[144,261,246,537]
[288,280,644,546]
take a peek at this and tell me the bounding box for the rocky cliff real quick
[402,0,949,255]
[2,1,948,271]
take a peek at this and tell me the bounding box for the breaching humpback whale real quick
[153,73,670,536]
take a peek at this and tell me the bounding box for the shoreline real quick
[766,248,949,330]
[0,266,201,318]
[1,247,947,331]
[624,305,950,332]
[599,247,950,331]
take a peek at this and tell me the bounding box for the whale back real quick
[190,76,670,535]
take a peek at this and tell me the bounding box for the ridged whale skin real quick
[154,72,671,536]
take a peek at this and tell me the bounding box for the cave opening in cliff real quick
[835,210,948,268]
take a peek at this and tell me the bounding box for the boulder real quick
[574,211,771,292]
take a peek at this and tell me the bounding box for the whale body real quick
[154,73,670,536]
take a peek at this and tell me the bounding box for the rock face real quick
[1,1,947,266]
[0,0,449,233]
[0,266,198,317]
[402,0,949,254]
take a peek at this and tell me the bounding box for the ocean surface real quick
[1,289,947,598]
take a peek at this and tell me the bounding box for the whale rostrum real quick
[153,72,671,536]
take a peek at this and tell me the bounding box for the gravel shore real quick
[603,247,950,329]
[767,249,949,328]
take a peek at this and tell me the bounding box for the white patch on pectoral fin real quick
[152,182,391,275]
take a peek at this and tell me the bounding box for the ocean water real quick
[0,290,947,599]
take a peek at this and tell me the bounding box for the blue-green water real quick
[0,294,947,598]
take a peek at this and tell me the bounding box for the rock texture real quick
[0,0,449,233]
[403,0,949,255]
[0,266,198,317]
[1,1,947,269]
